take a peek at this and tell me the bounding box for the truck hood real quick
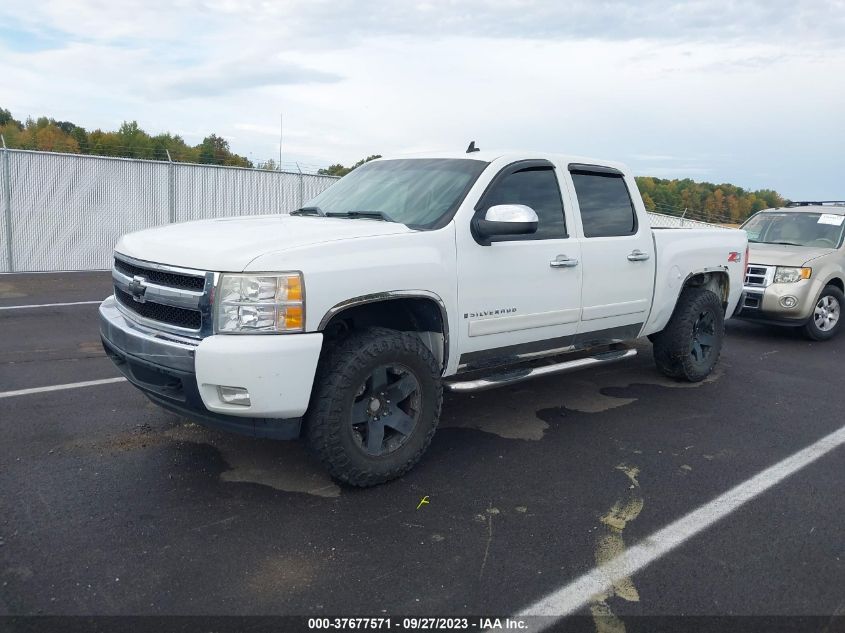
[748,242,835,267]
[115,215,414,271]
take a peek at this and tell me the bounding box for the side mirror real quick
[473,204,539,245]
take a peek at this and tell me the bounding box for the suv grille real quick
[745,265,771,287]
[114,257,205,291]
[115,287,202,330]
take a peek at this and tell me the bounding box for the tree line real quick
[0,107,252,167]
[1,107,787,222]
[636,176,786,224]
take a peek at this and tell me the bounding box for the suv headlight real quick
[214,273,304,333]
[773,267,812,284]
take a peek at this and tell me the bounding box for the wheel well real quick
[682,271,729,308]
[320,297,447,370]
[826,277,844,292]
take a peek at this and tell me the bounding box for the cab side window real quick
[571,171,637,238]
[481,166,567,240]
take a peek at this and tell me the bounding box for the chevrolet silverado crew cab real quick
[100,151,747,486]
[737,201,845,340]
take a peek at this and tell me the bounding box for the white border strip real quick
[0,300,103,310]
[0,377,126,399]
[517,423,845,628]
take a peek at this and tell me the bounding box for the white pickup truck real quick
[100,151,747,486]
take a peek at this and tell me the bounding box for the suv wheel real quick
[652,287,725,382]
[306,327,442,487]
[803,285,844,341]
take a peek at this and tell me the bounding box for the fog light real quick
[780,296,798,309]
[217,386,251,406]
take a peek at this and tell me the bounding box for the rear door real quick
[455,160,583,370]
[567,164,655,345]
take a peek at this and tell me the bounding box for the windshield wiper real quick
[325,210,395,222]
[290,206,326,216]
[771,241,802,246]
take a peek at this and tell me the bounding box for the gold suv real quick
[737,202,845,340]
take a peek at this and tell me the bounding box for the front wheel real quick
[306,327,443,487]
[803,286,844,341]
[652,287,725,382]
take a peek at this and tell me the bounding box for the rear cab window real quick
[569,164,637,238]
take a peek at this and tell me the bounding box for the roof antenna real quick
[466,141,480,153]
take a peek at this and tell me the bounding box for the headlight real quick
[214,273,304,333]
[773,267,812,284]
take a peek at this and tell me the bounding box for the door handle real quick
[550,255,579,268]
[627,249,650,262]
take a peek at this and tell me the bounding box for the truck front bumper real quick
[99,296,323,440]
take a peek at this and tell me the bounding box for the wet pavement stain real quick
[444,340,724,442]
[0,281,27,299]
[440,405,549,440]
[164,424,341,498]
[590,462,645,632]
[76,340,106,356]
[76,421,340,498]
[248,553,319,596]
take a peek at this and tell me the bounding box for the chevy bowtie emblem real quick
[128,275,147,303]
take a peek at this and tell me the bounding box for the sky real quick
[1,0,844,198]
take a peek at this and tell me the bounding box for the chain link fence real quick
[0,146,729,273]
[0,147,339,272]
[646,211,726,230]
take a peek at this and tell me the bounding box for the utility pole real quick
[279,113,283,171]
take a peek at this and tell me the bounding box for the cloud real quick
[153,60,342,99]
[0,0,844,198]
[3,0,845,49]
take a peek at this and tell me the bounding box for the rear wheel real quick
[802,286,844,341]
[652,287,725,382]
[306,327,442,487]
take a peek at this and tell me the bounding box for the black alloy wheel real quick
[350,364,421,456]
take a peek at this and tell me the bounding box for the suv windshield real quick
[300,158,488,229]
[741,211,845,248]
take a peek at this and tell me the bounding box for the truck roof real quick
[378,150,630,173]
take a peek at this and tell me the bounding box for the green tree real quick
[198,134,252,167]
[318,154,382,177]
[0,107,20,127]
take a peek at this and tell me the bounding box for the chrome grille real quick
[745,264,772,288]
[112,253,214,338]
[114,287,202,330]
[114,257,205,291]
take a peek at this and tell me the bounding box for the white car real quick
[100,151,748,486]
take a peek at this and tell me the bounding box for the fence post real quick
[1,135,13,272]
[166,150,175,224]
[296,162,304,209]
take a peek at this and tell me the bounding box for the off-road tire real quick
[306,327,442,487]
[802,285,844,341]
[652,287,724,382]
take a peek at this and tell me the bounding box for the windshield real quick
[741,211,845,248]
[302,158,488,228]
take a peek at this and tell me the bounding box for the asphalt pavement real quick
[0,272,842,630]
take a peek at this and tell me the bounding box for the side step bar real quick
[443,348,637,393]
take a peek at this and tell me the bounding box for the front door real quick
[455,160,583,370]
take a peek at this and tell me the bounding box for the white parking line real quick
[0,300,103,311]
[0,377,127,399]
[517,423,845,629]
